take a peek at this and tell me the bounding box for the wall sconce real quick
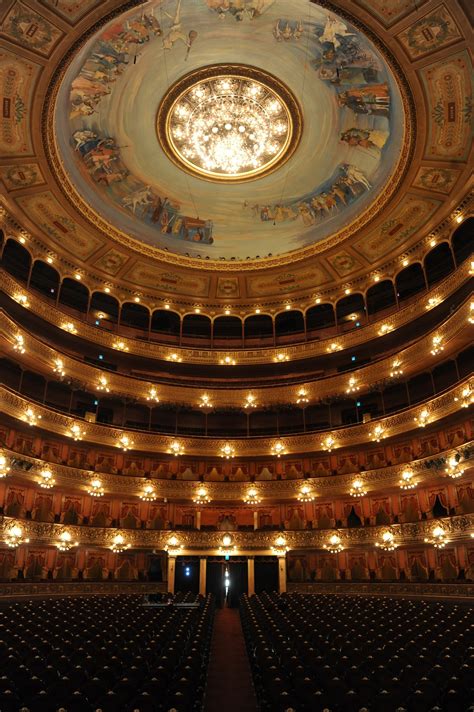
[96,374,110,392]
[0,454,10,478]
[243,488,261,505]
[426,296,441,310]
[219,355,236,365]
[220,442,236,459]
[15,293,29,307]
[193,486,211,504]
[140,480,157,501]
[112,340,129,352]
[445,454,464,479]
[167,352,183,362]
[146,386,160,403]
[271,440,287,458]
[297,484,315,502]
[296,388,309,405]
[274,353,289,362]
[414,408,430,428]
[110,533,130,553]
[272,535,289,557]
[219,534,236,556]
[57,530,78,552]
[244,393,257,409]
[327,342,342,353]
[53,358,66,377]
[375,529,397,551]
[454,384,473,409]
[61,322,77,334]
[346,377,360,394]
[165,535,182,556]
[378,324,393,336]
[88,479,104,497]
[370,424,386,443]
[168,440,184,457]
[424,525,448,549]
[399,468,416,489]
[321,435,336,452]
[22,407,41,426]
[199,393,213,410]
[4,525,29,548]
[324,533,344,554]
[38,468,55,489]
[350,479,367,497]
[67,422,85,441]
[390,359,403,378]
[117,433,134,451]
[13,334,25,353]
[430,335,444,356]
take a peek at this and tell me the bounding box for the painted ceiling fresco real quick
[53,0,407,260]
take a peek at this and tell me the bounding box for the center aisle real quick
[204,606,258,712]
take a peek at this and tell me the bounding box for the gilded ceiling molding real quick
[3,441,472,500]
[0,299,471,407]
[1,378,471,456]
[0,260,471,364]
[1,514,473,552]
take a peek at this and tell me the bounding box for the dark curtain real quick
[255,557,279,593]
[228,561,248,607]
[207,561,225,607]
[175,556,199,594]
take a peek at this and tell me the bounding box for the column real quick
[253,511,258,531]
[199,557,207,596]
[196,510,201,530]
[247,557,255,597]
[278,556,287,593]
[167,555,176,594]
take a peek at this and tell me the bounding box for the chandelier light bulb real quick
[271,440,287,458]
[219,355,236,365]
[110,533,130,553]
[400,468,416,489]
[57,530,79,551]
[88,479,104,497]
[321,435,336,452]
[244,487,261,504]
[39,468,55,489]
[376,530,397,551]
[193,486,211,504]
[324,533,343,554]
[350,478,367,497]
[0,454,10,478]
[390,359,403,378]
[13,333,25,353]
[168,440,184,456]
[297,484,315,502]
[296,388,309,404]
[146,386,160,403]
[5,525,29,548]
[220,442,235,459]
[244,393,257,409]
[117,433,134,451]
[22,407,41,426]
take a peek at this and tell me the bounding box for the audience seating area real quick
[241,592,474,712]
[0,592,214,712]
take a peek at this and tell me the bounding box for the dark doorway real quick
[206,558,248,607]
[147,554,164,582]
[255,556,279,593]
[175,556,199,593]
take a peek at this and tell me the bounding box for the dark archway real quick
[1,240,31,283]
[424,242,455,286]
[29,260,60,300]
[58,277,89,313]
[366,280,396,315]
[120,302,150,330]
[395,263,425,301]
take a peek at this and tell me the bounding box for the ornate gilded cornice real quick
[287,582,474,598]
[3,441,472,500]
[0,582,166,599]
[0,378,471,456]
[1,300,471,405]
[0,260,472,365]
[1,514,473,553]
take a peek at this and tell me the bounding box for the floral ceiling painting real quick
[53,0,407,260]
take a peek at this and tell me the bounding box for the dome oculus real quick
[158,65,302,182]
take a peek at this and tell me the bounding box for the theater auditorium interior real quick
[0,0,473,710]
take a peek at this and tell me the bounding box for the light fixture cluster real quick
[424,525,448,549]
[140,481,157,502]
[57,530,79,552]
[193,486,211,504]
[390,359,403,378]
[244,393,257,409]
[53,358,66,377]
[220,442,236,459]
[165,535,182,556]
[350,479,367,497]
[117,433,134,451]
[167,353,183,363]
[219,355,236,365]
[61,322,77,334]
[454,384,473,409]
[327,342,342,353]
[96,374,110,392]
[378,324,393,336]
[4,525,29,548]
[199,393,213,410]
[113,340,129,352]
[243,487,261,505]
[38,468,55,489]
[88,479,104,497]
[146,386,160,403]
[274,353,289,363]
[271,440,287,458]
[168,440,184,457]
[445,454,464,479]
[13,333,25,353]
[321,435,336,452]
[399,468,416,490]
[297,484,315,502]
[110,533,130,553]
[375,529,397,551]
[426,296,441,310]
[346,377,360,394]
[370,424,386,443]
[218,533,236,556]
[22,407,41,427]
[414,408,430,428]
[324,533,344,554]
[430,335,444,356]
[68,422,85,441]
[0,454,10,478]
[272,535,289,557]
[296,388,309,405]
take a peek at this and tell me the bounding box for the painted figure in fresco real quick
[340,127,388,150]
[337,84,390,116]
[273,19,304,41]
[318,15,355,50]
[342,164,372,191]
[162,0,196,53]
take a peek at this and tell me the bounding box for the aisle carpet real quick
[204,607,258,712]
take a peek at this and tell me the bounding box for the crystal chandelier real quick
[375,530,397,551]
[371,424,386,443]
[297,484,315,502]
[88,478,104,497]
[193,486,211,504]
[38,468,55,489]
[244,393,257,409]
[117,433,134,451]
[53,358,66,377]
[166,74,292,181]
[168,440,184,456]
[68,422,85,441]
[445,454,464,479]
[424,525,448,549]
[399,468,416,489]
[350,479,367,497]
[243,487,261,505]
[272,535,289,557]
[454,384,473,408]
[219,534,236,556]
[140,480,157,502]
[22,407,41,426]
[13,333,25,353]
[110,533,130,553]
[0,454,10,478]
[146,386,160,403]
[271,440,287,458]
[165,535,182,556]
[57,530,79,552]
[220,442,235,460]
[321,435,336,452]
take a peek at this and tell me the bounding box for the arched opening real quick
[336,293,365,328]
[58,277,89,313]
[424,242,455,286]
[306,303,336,333]
[275,310,305,341]
[395,263,425,301]
[452,217,474,264]
[213,316,242,344]
[366,280,396,316]
[29,260,60,300]
[182,314,212,343]
[120,302,150,331]
[90,292,119,325]
[244,314,273,342]
[151,310,181,339]
[1,239,31,283]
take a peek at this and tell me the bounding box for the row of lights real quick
[3,524,128,553]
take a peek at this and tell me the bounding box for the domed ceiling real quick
[51,0,409,261]
[0,0,472,306]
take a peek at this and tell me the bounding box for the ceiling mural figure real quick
[53,0,408,260]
